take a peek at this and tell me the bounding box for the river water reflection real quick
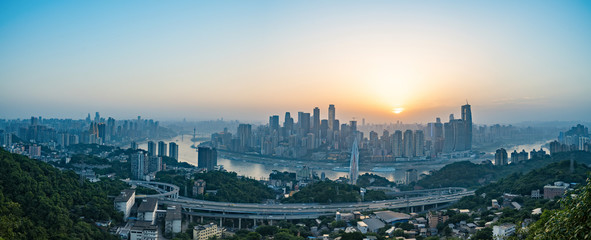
[139,135,550,182]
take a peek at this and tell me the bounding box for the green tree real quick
[527,177,591,239]
[256,225,279,236]
[341,232,364,240]
[473,227,492,240]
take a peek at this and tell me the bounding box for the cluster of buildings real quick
[208,104,473,162]
[0,113,175,163]
[113,190,185,240]
[144,140,179,161]
[494,124,591,166]
[493,147,547,166]
[114,188,226,240]
[550,124,591,154]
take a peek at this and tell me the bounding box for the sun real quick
[393,107,404,114]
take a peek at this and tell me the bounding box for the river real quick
[139,135,552,182]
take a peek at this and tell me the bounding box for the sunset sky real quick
[1,1,590,124]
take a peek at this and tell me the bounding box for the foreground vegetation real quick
[0,149,120,240]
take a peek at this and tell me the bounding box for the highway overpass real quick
[125,180,474,223]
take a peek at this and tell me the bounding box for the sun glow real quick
[393,107,404,114]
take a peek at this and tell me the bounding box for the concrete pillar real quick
[269,219,273,226]
[421,205,425,212]
[239,218,242,229]
[253,218,257,228]
[220,218,222,227]
[201,216,204,223]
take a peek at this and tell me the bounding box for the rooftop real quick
[166,205,182,221]
[137,198,158,213]
[114,189,135,202]
[375,211,411,222]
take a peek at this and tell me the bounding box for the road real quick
[126,180,474,220]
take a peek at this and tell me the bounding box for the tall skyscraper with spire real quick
[349,137,359,185]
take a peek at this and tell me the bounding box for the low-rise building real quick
[362,218,386,233]
[357,221,368,234]
[193,223,223,240]
[375,211,411,224]
[130,221,159,240]
[544,182,568,199]
[114,189,136,221]
[427,211,449,229]
[137,198,158,224]
[493,224,515,240]
[165,205,182,235]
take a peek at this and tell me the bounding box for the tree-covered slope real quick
[0,149,120,240]
[417,151,591,189]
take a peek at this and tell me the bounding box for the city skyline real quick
[2,1,591,124]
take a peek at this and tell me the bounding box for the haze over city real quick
[1,1,591,124]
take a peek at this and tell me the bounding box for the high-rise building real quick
[461,103,472,150]
[269,115,280,131]
[405,169,418,184]
[238,124,252,152]
[147,141,156,156]
[350,121,357,133]
[328,104,336,130]
[403,130,414,158]
[452,119,467,151]
[148,156,162,173]
[158,141,167,157]
[428,118,444,155]
[495,148,508,166]
[169,142,179,161]
[283,112,293,137]
[198,146,217,171]
[313,107,320,133]
[414,130,425,157]
[298,112,311,136]
[131,152,147,180]
[443,121,454,153]
[392,130,403,157]
[349,138,359,185]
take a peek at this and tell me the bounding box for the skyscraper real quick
[198,146,217,171]
[392,130,403,157]
[283,112,293,137]
[298,112,310,136]
[169,142,179,161]
[269,115,280,131]
[148,156,162,172]
[238,124,252,152]
[403,130,415,158]
[452,119,467,151]
[328,104,335,130]
[147,141,156,156]
[131,152,146,180]
[414,130,425,157]
[158,141,167,157]
[461,103,472,150]
[313,107,320,133]
[349,138,359,185]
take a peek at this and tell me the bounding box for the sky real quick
[1,1,590,124]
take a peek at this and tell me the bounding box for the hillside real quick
[0,149,119,240]
[417,151,591,189]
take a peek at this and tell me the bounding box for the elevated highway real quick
[126,180,474,221]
